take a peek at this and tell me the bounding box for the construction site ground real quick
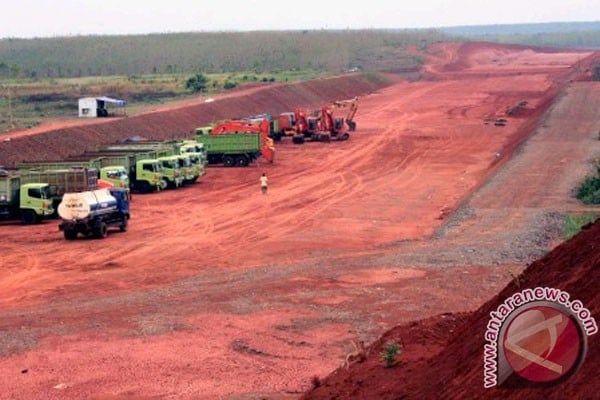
[0,42,599,399]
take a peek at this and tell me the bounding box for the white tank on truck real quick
[58,188,130,240]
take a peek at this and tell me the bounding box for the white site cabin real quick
[78,96,126,118]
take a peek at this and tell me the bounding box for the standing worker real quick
[260,172,268,194]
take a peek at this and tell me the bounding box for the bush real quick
[185,73,208,92]
[223,81,237,89]
[577,174,600,204]
[380,341,400,368]
[564,213,598,239]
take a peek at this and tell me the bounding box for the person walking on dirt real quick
[260,173,268,194]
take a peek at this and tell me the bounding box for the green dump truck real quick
[195,127,267,167]
[13,167,98,218]
[101,142,202,185]
[16,160,129,189]
[79,151,165,193]
[178,141,207,180]
[0,170,54,224]
[98,145,186,188]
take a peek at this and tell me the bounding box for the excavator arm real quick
[332,97,358,131]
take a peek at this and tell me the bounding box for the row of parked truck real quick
[0,97,359,238]
[0,138,207,226]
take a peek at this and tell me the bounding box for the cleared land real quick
[0,42,598,399]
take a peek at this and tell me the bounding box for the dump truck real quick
[103,140,205,184]
[16,160,129,189]
[195,119,275,167]
[16,167,99,215]
[99,145,186,188]
[0,170,54,224]
[78,151,165,193]
[18,167,98,196]
[58,188,130,240]
[179,141,207,179]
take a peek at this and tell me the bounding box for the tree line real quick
[0,30,447,79]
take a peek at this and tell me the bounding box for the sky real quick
[1,0,599,38]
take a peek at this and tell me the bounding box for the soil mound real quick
[0,74,390,167]
[303,220,599,399]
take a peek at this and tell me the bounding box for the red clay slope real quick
[0,74,390,167]
[303,220,599,399]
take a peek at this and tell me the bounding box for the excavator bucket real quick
[261,144,275,163]
[260,120,275,163]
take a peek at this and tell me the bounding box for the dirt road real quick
[0,43,597,399]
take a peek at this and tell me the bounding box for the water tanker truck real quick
[0,170,54,224]
[58,188,130,240]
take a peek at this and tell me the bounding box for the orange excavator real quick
[292,97,358,144]
[331,96,359,132]
[292,108,334,144]
[210,119,275,163]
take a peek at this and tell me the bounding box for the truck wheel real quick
[64,230,78,240]
[292,135,305,144]
[319,133,331,142]
[95,222,108,239]
[161,177,172,189]
[21,210,39,225]
[119,216,128,232]
[139,181,151,193]
[236,155,249,167]
[223,156,235,167]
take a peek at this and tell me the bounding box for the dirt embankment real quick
[0,74,391,168]
[303,220,600,400]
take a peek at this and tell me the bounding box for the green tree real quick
[185,73,208,93]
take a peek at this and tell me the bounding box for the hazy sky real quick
[1,0,599,38]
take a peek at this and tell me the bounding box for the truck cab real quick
[157,156,184,188]
[180,141,207,172]
[0,178,54,224]
[195,126,213,136]
[184,152,205,180]
[175,154,198,184]
[135,159,165,192]
[100,166,130,189]
[20,183,54,223]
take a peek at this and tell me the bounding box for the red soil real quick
[305,221,599,400]
[0,43,598,399]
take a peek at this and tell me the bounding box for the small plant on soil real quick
[380,340,400,368]
[310,375,321,388]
